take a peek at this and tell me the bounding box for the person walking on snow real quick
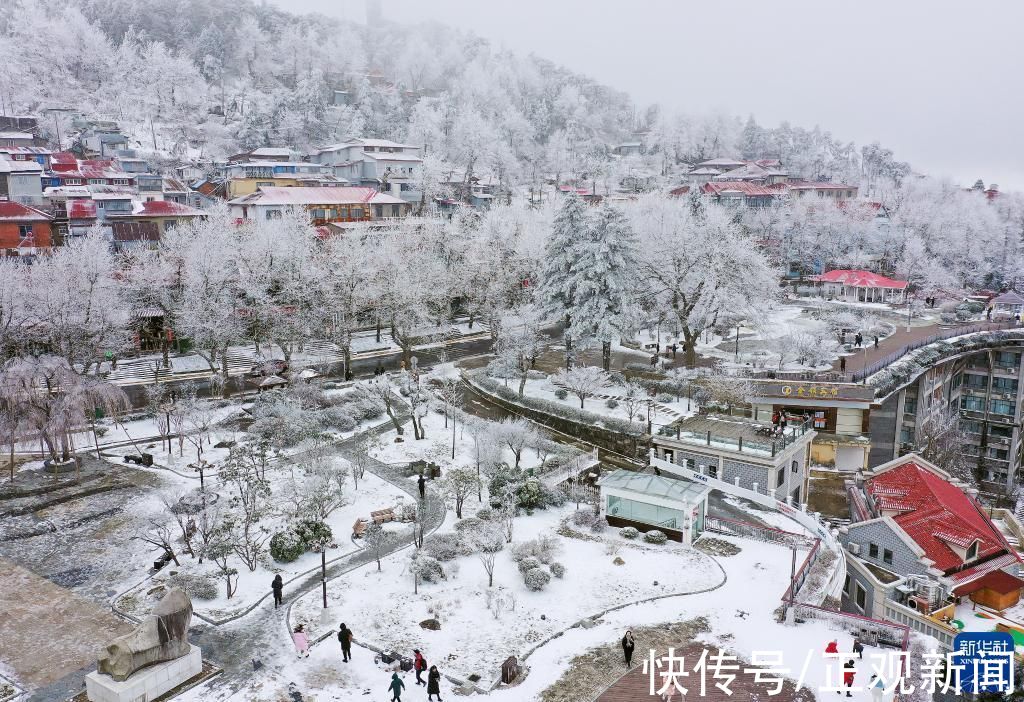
[839,356,846,374]
[427,664,442,701]
[271,574,283,609]
[868,674,885,702]
[852,638,864,659]
[413,649,427,685]
[825,639,839,655]
[418,474,426,499]
[388,672,406,702]
[841,659,855,697]
[622,630,636,667]
[292,624,309,658]
[873,336,879,349]
[338,623,353,662]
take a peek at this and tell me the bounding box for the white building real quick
[311,138,423,203]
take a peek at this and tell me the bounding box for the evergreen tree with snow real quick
[538,194,591,368]
[568,203,640,371]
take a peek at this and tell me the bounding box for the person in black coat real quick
[427,665,442,701]
[622,630,636,667]
[271,574,283,608]
[338,623,353,662]
[418,474,426,499]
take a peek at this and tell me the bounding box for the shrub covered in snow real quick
[572,509,605,532]
[549,561,566,578]
[270,530,306,563]
[605,398,619,409]
[322,407,357,431]
[168,572,218,600]
[656,393,674,403]
[607,371,626,386]
[512,535,561,564]
[643,529,668,544]
[517,555,542,574]
[475,507,494,521]
[424,532,474,561]
[294,519,333,550]
[554,388,569,400]
[619,526,640,539]
[524,567,551,591]
[412,554,446,583]
[453,517,485,534]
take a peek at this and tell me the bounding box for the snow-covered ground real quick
[289,504,720,683]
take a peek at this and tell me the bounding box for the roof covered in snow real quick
[230,186,406,206]
[0,201,51,221]
[598,469,710,504]
[0,159,43,173]
[866,457,1012,573]
[109,200,206,218]
[991,291,1024,305]
[816,269,908,290]
[701,181,780,197]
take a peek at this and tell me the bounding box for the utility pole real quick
[785,545,798,624]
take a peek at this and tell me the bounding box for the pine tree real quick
[569,204,640,371]
[538,194,591,368]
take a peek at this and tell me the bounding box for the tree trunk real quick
[221,352,231,398]
[682,328,697,368]
[602,340,612,372]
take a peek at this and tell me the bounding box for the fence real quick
[850,322,1013,382]
[704,515,815,549]
[792,602,910,651]
[653,417,814,458]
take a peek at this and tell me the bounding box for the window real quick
[777,467,785,488]
[991,425,1012,438]
[883,549,893,565]
[844,574,851,596]
[990,399,1013,416]
[112,178,130,186]
[962,396,986,412]
[265,210,282,220]
[868,543,879,559]
[952,373,963,389]
[351,207,364,219]
[791,459,799,474]
[65,178,82,185]
[903,397,917,414]
[997,352,1019,368]
[989,447,1009,460]
[256,181,275,187]
[605,495,685,530]
[963,420,982,435]
[17,224,31,238]
[964,374,988,389]
[966,542,978,561]
[900,427,915,445]
[88,178,105,185]
[855,582,867,612]
[993,377,1018,393]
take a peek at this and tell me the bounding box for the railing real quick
[705,515,815,549]
[792,602,910,650]
[653,418,814,458]
[851,321,1015,382]
[781,539,822,604]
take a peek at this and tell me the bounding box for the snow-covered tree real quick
[538,194,590,367]
[568,203,640,370]
[552,366,609,409]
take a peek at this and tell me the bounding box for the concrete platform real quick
[85,645,202,702]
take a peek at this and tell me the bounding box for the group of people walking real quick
[825,638,885,699]
[286,615,443,701]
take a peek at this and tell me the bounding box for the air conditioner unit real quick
[848,543,861,555]
[908,595,932,615]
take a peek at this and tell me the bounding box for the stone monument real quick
[85,588,203,702]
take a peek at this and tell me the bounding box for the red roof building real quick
[865,458,1009,574]
[0,200,53,254]
[814,269,908,304]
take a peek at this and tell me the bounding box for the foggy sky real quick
[274,0,1024,191]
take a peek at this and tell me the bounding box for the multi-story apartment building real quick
[869,345,1024,495]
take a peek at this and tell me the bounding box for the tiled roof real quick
[785,180,856,191]
[816,269,908,290]
[866,458,1012,573]
[109,200,206,218]
[0,201,51,221]
[952,569,1024,597]
[67,199,98,219]
[991,291,1024,305]
[230,186,406,206]
[701,181,780,197]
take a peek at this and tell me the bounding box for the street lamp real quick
[734,321,742,362]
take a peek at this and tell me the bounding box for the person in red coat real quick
[841,659,855,697]
[825,640,839,656]
[414,650,427,686]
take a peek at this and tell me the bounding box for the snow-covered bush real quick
[549,561,566,578]
[412,554,446,583]
[619,526,639,539]
[453,517,485,534]
[607,371,626,386]
[526,370,546,380]
[476,507,494,521]
[294,519,333,551]
[524,567,551,591]
[573,509,605,532]
[270,530,306,563]
[656,392,673,403]
[605,398,619,409]
[512,535,561,564]
[322,407,357,432]
[424,533,473,561]
[643,529,668,544]
[168,573,218,601]
[516,555,542,574]
[625,362,662,374]
[554,388,569,400]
